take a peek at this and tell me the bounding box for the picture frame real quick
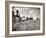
[5,1,45,37]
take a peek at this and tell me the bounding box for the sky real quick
[13,7,40,19]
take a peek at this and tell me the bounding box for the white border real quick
[9,4,43,34]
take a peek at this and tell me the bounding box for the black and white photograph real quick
[9,4,44,34]
[12,7,40,31]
